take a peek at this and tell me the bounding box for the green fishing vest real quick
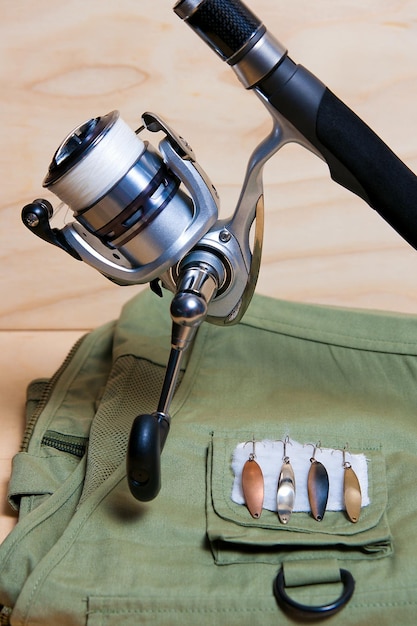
[1,289,416,624]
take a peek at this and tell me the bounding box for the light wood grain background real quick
[1,0,417,540]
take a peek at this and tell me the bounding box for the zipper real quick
[20,334,87,453]
[41,431,88,458]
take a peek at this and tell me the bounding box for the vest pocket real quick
[206,432,392,565]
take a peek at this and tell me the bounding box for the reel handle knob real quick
[127,412,170,501]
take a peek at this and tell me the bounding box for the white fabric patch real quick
[231,438,369,513]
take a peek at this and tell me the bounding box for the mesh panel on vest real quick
[79,355,180,504]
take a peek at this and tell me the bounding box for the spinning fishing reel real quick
[22,108,286,501]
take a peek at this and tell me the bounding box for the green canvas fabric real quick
[1,289,417,625]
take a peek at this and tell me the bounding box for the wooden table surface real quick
[1,0,417,542]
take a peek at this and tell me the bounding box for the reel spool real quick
[23,110,219,285]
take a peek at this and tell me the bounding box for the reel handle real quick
[126,259,221,502]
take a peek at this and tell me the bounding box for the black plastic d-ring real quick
[273,567,355,618]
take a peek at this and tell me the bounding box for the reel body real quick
[22,109,281,324]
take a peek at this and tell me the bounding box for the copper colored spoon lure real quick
[242,438,264,519]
